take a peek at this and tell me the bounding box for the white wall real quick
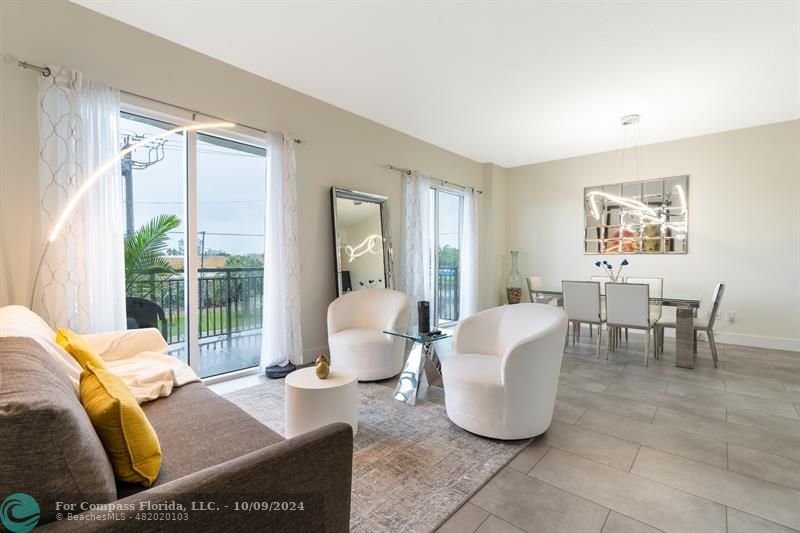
[0,0,501,361]
[506,120,800,351]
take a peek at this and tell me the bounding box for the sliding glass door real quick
[429,187,464,326]
[120,108,266,378]
[120,112,188,362]
[195,133,266,377]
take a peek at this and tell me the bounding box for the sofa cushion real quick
[0,337,117,523]
[80,363,162,486]
[56,328,107,369]
[117,382,284,497]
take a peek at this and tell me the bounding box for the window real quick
[121,108,266,378]
[429,187,464,326]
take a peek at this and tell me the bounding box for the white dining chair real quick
[605,282,657,366]
[625,277,663,352]
[656,283,725,368]
[562,281,604,357]
[526,276,545,303]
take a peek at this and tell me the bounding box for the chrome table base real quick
[393,341,442,406]
[675,306,696,368]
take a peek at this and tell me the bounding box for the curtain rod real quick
[387,164,484,194]
[11,55,303,144]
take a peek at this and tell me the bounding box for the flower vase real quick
[506,251,523,304]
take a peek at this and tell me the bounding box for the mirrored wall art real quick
[584,175,688,254]
[331,187,393,295]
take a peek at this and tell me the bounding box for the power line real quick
[167,231,265,237]
[133,200,264,205]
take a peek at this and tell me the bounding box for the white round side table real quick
[285,367,358,438]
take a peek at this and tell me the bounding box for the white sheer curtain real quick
[36,66,125,332]
[260,132,303,370]
[459,188,479,319]
[400,170,432,326]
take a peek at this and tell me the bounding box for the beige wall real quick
[0,0,502,360]
[506,120,800,351]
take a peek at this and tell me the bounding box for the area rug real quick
[224,380,529,532]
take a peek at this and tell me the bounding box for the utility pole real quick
[200,231,206,268]
[119,131,167,237]
[122,148,134,237]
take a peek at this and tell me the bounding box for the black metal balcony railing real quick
[438,266,460,322]
[129,266,460,343]
[129,267,264,345]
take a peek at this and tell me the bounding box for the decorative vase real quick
[506,251,523,304]
[315,354,330,379]
[418,301,431,334]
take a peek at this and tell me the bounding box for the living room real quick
[1,1,798,532]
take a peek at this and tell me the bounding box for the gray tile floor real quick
[437,329,800,533]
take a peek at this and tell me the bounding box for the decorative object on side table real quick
[594,258,629,281]
[506,250,523,304]
[315,354,330,379]
[418,301,431,334]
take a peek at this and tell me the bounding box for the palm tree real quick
[125,214,181,296]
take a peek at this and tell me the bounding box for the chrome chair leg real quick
[595,324,602,358]
[644,329,650,367]
[708,329,719,368]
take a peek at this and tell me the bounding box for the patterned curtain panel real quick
[260,132,303,369]
[35,66,125,332]
[400,170,432,326]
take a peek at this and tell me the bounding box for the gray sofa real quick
[0,336,353,532]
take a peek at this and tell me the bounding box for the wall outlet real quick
[725,311,735,323]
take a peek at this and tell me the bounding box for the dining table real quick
[530,289,702,369]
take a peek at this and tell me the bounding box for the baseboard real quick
[575,323,799,353]
[713,332,800,353]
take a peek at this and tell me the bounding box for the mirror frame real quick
[331,186,394,296]
[583,175,690,255]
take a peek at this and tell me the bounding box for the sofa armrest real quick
[40,422,353,532]
[82,328,169,361]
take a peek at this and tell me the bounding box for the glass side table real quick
[384,326,452,406]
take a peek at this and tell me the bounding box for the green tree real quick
[439,244,459,268]
[124,214,181,297]
[224,255,263,268]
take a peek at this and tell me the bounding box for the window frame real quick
[429,184,465,328]
[120,96,267,378]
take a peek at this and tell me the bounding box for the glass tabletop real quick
[383,326,453,344]
[531,289,701,308]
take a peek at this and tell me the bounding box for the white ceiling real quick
[74,1,799,167]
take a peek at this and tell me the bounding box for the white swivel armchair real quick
[441,303,568,440]
[327,288,412,381]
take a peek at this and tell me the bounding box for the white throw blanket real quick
[0,305,199,403]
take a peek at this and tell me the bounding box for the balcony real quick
[129,266,460,377]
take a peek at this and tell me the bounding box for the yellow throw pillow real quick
[80,363,161,486]
[56,328,106,370]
